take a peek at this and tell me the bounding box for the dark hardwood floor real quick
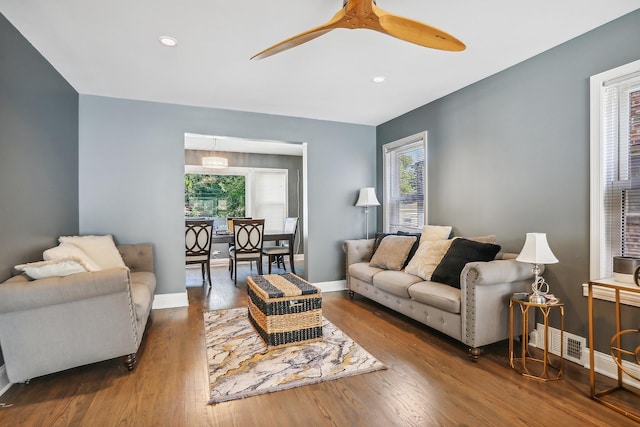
[0,259,637,426]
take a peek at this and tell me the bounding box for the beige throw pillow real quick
[369,235,417,271]
[463,235,497,244]
[44,243,102,272]
[405,239,454,281]
[15,258,88,280]
[419,225,453,244]
[58,235,126,270]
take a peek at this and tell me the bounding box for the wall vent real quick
[533,324,586,366]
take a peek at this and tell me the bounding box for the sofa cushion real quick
[130,271,156,321]
[372,232,394,255]
[14,258,88,280]
[43,243,102,272]
[369,235,417,271]
[373,270,423,298]
[405,239,454,281]
[58,235,126,270]
[348,262,383,285]
[419,225,453,244]
[408,281,461,314]
[396,231,422,266]
[431,238,501,288]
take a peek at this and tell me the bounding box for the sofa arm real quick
[0,268,131,314]
[461,259,537,287]
[342,239,375,265]
[118,243,154,273]
[459,259,537,349]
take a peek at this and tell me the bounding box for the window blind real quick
[252,170,287,230]
[384,135,426,233]
[601,76,640,277]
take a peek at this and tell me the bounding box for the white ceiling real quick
[1,1,639,126]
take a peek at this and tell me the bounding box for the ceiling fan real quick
[251,0,465,60]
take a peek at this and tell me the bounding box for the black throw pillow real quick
[431,238,501,288]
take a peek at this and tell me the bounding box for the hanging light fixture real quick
[202,137,228,168]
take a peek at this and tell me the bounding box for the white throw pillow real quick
[58,235,126,270]
[419,225,453,244]
[405,239,454,281]
[43,243,102,272]
[15,258,88,280]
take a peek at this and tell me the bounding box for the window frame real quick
[382,131,428,233]
[590,59,640,281]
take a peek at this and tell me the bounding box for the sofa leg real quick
[468,347,482,362]
[124,353,137,371]
[348,290,355,299]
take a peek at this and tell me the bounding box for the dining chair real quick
[229,218,265,286]
[262,217,298,274]
[185,219,214,287]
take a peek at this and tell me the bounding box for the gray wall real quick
[185,149,305,256]
[0,13,79,362]
[377,10,640,348]
[0,13,79,280]
[79,95,376,294]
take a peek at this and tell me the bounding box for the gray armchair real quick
[0,243,156,383]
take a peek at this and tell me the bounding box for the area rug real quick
[203,307,386,404]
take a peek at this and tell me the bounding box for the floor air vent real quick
[535,324,586,366]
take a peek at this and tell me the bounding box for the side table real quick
[509,296,564,381]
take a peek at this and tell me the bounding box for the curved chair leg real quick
[124,353,137,371]
[206,261,212,288]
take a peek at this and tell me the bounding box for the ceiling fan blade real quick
[374,6,465,52]
[251,10,348,60]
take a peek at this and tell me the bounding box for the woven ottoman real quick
[247,273,322,347]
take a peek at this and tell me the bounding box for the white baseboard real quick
[152,291,189,309]
[313,279,347,293]
[0,365,11,398]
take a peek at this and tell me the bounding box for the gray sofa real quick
[0,243,156,383]
[343,238,535,361]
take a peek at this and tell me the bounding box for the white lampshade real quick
[202,156,228,168]
[355,187,380,207]
[516,233,558,264]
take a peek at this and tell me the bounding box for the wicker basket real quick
[247,273,322,347]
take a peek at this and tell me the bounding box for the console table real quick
[588,279,640,422]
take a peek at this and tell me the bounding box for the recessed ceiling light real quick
[372,76,386,83]
[159,36,177,47]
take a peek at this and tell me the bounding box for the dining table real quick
[211,230,296,274]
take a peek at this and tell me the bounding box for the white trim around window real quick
[382,131,427,233]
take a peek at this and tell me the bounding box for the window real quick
[590,60,640,280]
[184,166,288,231]
[383,132,427,232]
[184,174,246,219]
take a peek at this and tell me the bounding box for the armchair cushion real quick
[14,258,88,280]
[43,243,102,271]
[59,235,126,270]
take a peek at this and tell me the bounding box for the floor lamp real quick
[355,187,380,239]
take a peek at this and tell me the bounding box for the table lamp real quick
[516,233,558,304]
[355,187,380,239]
